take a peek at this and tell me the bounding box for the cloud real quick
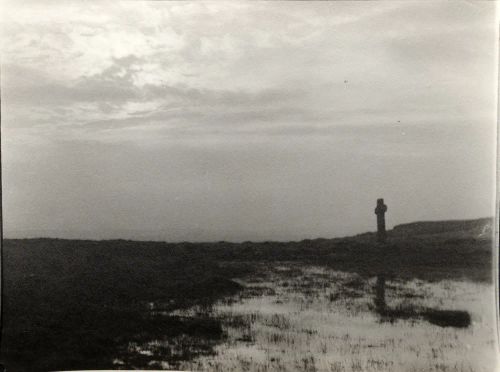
[3,1,495,138]
[1,1,496,240]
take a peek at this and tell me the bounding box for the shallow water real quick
[122,264,499,371]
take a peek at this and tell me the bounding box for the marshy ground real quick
[2,218,496,371]
[124,263,497,372]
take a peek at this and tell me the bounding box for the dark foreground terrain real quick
[1,218,493,371]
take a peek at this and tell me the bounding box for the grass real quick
[1,239,252,370]
[173,264,497,372]
[1,217,495,370]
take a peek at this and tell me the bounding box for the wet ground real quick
[118,263,498,371]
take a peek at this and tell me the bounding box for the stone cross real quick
[374,198,388,313]
[374,198,387,243]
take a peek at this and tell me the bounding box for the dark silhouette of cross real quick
[375,198,387,243]
[374,198,388,313]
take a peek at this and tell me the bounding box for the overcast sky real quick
[1,1,497,241]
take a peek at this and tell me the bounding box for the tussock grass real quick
[175,264,497,372]
[2,218,494,370]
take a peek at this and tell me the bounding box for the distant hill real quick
[390,217,493,239]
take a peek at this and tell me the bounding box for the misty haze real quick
[0,1,497,371]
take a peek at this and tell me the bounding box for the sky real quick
[1,1,497,242]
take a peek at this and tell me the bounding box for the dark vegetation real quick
[379,305,472,328]
[1,218,493,370]
[2,240,250,371]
